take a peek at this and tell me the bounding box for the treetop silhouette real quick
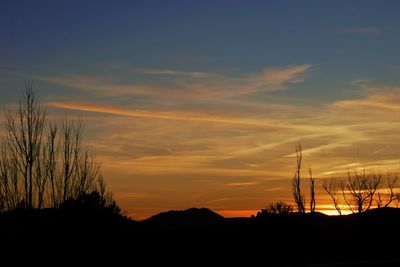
[0,82,117,212]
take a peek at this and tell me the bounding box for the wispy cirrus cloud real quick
[48,101,316,131]
[144,64,312,99]
[36,64,312,101]
[339,26,380,34]
[332,89,400,111]
[35,74,171,97]
[321,159,400,176]
[225,181,260,187]
[33,66,400,218]
[246,64,311,86]
[49,85,400,181]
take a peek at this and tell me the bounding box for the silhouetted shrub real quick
[257,201,293,218]
[60,191,121,214]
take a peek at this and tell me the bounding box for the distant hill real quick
[142,207,224,229]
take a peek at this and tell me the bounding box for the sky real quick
[1,0,400,219]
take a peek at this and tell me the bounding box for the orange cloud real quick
[333,90,400,111]
[225,181,260,187]
[48,101,312,130]
[38,77,400,219]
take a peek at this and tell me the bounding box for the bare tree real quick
[44,123,59,207]
[396,193,400,208]
[292,145,305,213]
[309,168,316,214]
[4,82,47,208]
[0,142,21,210]
[97,174,117,209]
[60,120,82,202]
[322,178,342,215]
[323,170,397,214]
[376,173,398,208]
[74,152,101,199]
[0,83,114,212]
[35,148,46,208]
[341,170,381,213]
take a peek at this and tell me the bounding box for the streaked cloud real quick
[246,64,311,86]
[264,187,283,192]
[333,90,400,111]
[285,138,370,158]
[225,181,260,187]
[35,74,171,97]
[48,100,317,131]
[114,192,155,200]
[37,64,312,100]
[49,85,400,182]
[30,67,400,218]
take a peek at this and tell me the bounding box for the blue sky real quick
[2,1,400,97]
[1,1,400,218]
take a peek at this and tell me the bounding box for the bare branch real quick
[309,168,316,214]
[322,179,342,215]
[292,144,305,213]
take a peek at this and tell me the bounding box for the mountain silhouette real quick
[142,207,224,229]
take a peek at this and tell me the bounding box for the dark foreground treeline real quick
[0,206,399,266]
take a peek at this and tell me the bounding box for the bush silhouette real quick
[60,191,121,214]
[257,201,293,218]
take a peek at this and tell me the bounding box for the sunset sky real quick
[1,1,400,219]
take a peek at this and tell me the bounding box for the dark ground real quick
[0,207,399,266]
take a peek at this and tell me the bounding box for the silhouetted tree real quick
[292,145,305,213]
[322,179,342,215]
[0,142,21,211]
[44,123,58,207]
[376,173,398,208]
[396,192,400,208]
[4,82,47,208]
[309,168,316,214]
[341,170,380,213]
[323,170,398,214]
[257,201,293,217]
[0,83,114,212]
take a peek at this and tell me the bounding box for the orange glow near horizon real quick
[2,0,400,224]
[125,207,352,221]
[47,85,400,220]
[2,65,399,220]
